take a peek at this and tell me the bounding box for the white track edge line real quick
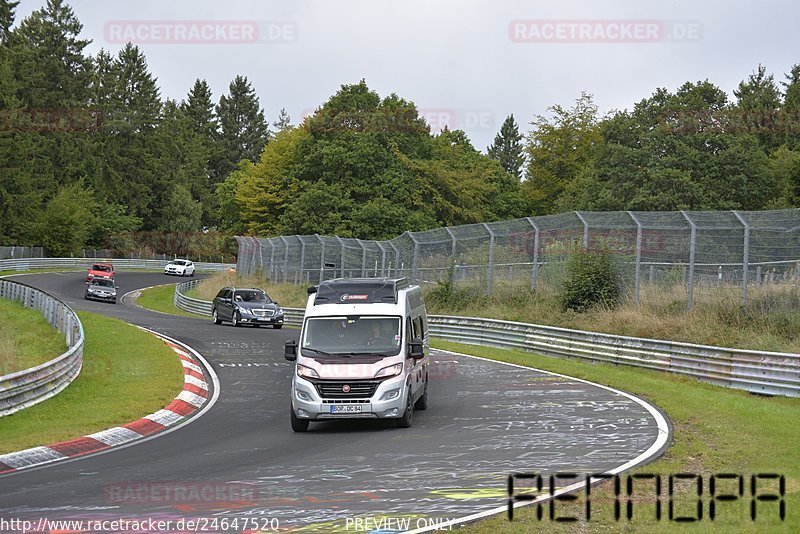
[404,347,671,534]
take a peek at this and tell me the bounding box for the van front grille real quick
[312,380,380,399]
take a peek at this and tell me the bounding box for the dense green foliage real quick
[559,251,621,311]
[1,0,799,255]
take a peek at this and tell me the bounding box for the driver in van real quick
[366,322,386,346]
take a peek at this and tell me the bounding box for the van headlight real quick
[374,363,402,378]
[297,365,319,379]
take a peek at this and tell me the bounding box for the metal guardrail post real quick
[732,210,750,305]
[525,217,540,291]
[628,211,643,304]
[681,211,698,311]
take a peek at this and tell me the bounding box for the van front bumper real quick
[291,376,407,419]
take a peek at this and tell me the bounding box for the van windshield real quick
[302,316,402,356]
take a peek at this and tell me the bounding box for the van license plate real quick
[330,405,362,414]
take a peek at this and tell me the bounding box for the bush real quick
[559,251,621,312]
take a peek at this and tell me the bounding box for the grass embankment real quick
[435,340,800,533]
[183,270,308,307]
[0,298,67,376]
[0,310,184,454]
[135,283,205,318]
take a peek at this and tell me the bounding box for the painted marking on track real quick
[404,347,671,534]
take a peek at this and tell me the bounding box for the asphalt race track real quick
[0,272,670,532]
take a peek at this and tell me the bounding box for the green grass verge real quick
[0,298,67,375]
[135,283,206,318]
[431,339,800,532]
[0,310,184,454]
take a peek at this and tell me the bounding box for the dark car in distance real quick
[85,277,117,303]
[211,287,284,328]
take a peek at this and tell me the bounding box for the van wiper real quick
[303,348,333,357]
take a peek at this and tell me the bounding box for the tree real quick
[235,125,308,235]
[734,64,781,110]
[182,79,217,136]
[213,75,269,182]
[487,114,525,180]
[30,181,97,256]
[571,81,781,212]
[158,184,201,233]
[272,107,291,132]
[10,0,92,108]
[523,92,602,214]
[0,0,19,44]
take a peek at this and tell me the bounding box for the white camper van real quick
[284,278,430,432]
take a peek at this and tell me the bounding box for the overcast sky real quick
[16,0,800,150]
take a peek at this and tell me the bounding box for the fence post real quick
[267,238,276,280]
[681,211,697,311]
[378,242,387,277]
[575,211,589,251]
[483,223,496,294]
[316,234,325,284]
[333,237,345,278]
[525,217,540,291]
[298,240,306,285]
[358,239,368,278]
[732,210,750,305]
[408,232,420,284]
[279,236,290,284]
[628,211,643,304]
[389,241,400,277]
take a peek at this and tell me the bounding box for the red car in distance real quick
[87,262,115,282]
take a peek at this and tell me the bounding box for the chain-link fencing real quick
[235,209,800,310]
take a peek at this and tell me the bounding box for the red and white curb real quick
[0,329,217,475]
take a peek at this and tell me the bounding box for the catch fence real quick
[235,209,800,310]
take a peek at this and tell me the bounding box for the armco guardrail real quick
[173,283,800,397]
[174,280,304,326]
[0,257,234,273]
[428,316,800,398]
[0,280,84,416]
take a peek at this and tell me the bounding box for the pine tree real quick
[272,107,291,132]
[782,64,800,111]
[487,114,525,181]
[110,43,160,131]
[181,78,218,139]
[10,0,92,108]
[0,0,19,43]
[213,75,269,182]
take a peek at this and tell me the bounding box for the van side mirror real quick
[284,340,298,361]
[409,338,424,360]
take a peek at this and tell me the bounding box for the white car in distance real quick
[164,259,196,277]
